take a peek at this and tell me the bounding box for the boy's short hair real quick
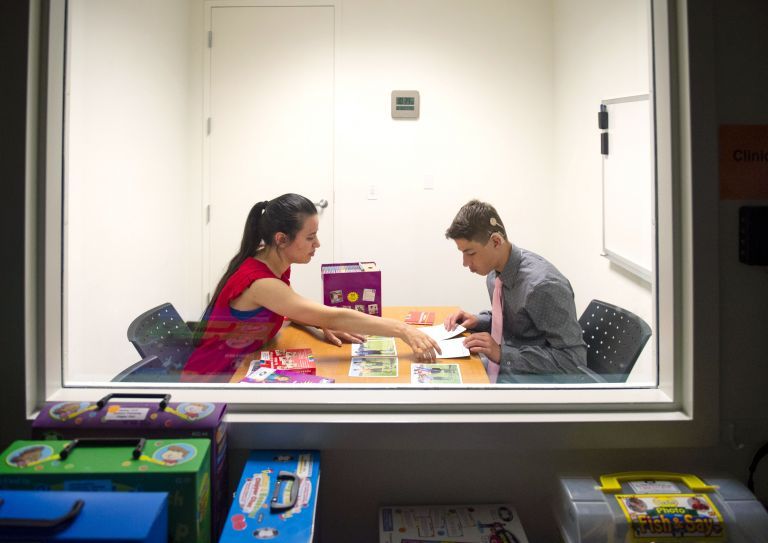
[445,199,507,243]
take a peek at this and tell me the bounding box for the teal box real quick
[220,451,320,543]
[0,438,210,543]
[0,490,168,542]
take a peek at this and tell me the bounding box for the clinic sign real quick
[720,124,768,199]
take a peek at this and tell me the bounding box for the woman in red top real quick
[182,193,440,382]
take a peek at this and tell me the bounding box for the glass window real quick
[38,0,685,413]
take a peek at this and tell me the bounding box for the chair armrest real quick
[112,355,166,382]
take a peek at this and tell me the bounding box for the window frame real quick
[28,0,719,449]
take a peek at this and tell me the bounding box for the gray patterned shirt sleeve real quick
[471,246,587,379]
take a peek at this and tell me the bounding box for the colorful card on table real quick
[404,310,435,325]
[351,336,398,357]
[241,367,334,384]
[258,348,316,374]
[350,357,399,378]
[411,363,463,384]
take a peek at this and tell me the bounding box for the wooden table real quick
[230,306,490,384]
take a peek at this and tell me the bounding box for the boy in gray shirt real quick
[444,200,587,382]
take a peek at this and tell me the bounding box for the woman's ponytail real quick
[238,200,270,258]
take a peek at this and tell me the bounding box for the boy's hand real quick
[444,309,478,331]
[463,332,501,363]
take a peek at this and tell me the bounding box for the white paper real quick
[421,323,466,342]
[435,337,470,358]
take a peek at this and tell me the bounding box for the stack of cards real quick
[258,348,316,374]
[404,310,435,325]
[350,336,398,377]
[242,367,335,384]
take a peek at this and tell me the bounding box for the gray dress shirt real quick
[473,245,587,380]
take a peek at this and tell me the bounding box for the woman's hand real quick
[402,326,442,362]
[322,328,366,347]
[444,309,478,331]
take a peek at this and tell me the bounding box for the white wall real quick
[713,0,768,458]
[334,0,556,314]
[66,0,203,380]
[550,0,654,382]
[64,0,652,382]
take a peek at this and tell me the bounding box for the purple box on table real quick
[321,261,381,316]
[31,393,228,541]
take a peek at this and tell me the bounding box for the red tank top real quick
[181,258,290,382]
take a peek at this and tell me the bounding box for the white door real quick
[206,5,335,302]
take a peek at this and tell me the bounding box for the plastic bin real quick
[556,471,768,542]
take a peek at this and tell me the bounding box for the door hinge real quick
[206,204,211,224]
[206,117,212,135]
[208,30,213,48]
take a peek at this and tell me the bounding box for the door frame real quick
[202,0,340,306]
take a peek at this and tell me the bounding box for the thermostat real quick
[391,90,420,119]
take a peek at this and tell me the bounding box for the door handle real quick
[314,199,328,209]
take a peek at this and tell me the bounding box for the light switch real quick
[424,175,434,190]
[367,185,378,200]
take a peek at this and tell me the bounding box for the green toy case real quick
[0,437,211,543]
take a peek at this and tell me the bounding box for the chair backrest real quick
[126,303,194,378]
[578,299,652,382]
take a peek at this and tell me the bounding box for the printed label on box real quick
[616,494,724,540]
[104,406,150,421]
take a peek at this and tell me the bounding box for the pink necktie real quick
[488,275,503,383]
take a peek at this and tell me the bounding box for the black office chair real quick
[112,355,168,382]
[578,299,652,383]
[115,303,195,382]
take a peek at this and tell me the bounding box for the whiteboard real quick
[601,95,654,282]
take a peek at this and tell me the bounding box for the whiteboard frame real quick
[601,94,654,283]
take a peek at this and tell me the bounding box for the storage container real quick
[220,450,320,543]
[0,490,167,542]
[31,393,227,539]
[321,262,381,316]
[0,438,210,543]
[557,471,768,542]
